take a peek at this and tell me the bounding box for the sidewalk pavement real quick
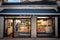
[0,38,60,40]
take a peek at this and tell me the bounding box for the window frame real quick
[4,16,31,38]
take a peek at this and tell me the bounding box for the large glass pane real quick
[8,0,21,2]
[37,17,55,37]
[14,19,31,37]
[4,19,13,37]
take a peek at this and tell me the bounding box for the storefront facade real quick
[0,0,60,38]
[0,14,59,38]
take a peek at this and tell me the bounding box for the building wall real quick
[57,0,60,6]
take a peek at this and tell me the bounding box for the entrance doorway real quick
[4,19,13,37]
[4,17,31,38]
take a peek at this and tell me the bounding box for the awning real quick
[0,9,56,13]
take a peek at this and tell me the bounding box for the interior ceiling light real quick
[37,17,49,18]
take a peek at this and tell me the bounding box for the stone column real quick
[31,16,37,38]
[0,17,4,38]
[55,17,58,37]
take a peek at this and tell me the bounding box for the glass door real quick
[14,19,31,37]
[37,17,55,37]
[4,19,13,37]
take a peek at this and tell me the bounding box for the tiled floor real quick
[0,38,60,40]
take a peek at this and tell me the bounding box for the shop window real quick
[37,17,55,37]
[4,16,31,38]
[14,19,31,37]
